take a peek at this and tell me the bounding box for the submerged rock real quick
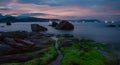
[6,22,11,26]
[31,24,48,32]
[56,20,74,30]
[107,24,116,27]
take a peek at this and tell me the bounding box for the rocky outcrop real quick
[1,31,28,39]
[0,32,53,64]
[31,24,48,32]
[107,24,116,27]
[0,48,47,64]
[0,43,14,56]
[6,22,11,26]
[56,20,74,30]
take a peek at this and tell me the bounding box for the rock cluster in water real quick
[50,20,74,30]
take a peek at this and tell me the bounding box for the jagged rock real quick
[107,24,116,27]
[56,20,74,30]
[0,35,4,41]
[0,49,46,64]
[4,38,27,49]
[0,43,14,56]
[6,22,11,26]
[14,39,34,47]
[1,31,28,39]
[0,37,50,55]
[31,24,48,32]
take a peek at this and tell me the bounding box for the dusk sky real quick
[0,0,120,20]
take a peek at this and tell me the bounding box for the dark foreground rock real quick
[6,22,11,26]
[31,24,48,32]
[56,20,74,30]
[0,31,53,64]
[1,31,28,39]
[0,49,47,64]
[0,38,51,55]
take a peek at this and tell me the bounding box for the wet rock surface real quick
[0,31,52,64]
[31,24,48,32]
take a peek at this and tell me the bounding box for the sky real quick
[0,0,120,20]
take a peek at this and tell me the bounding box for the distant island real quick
[0,14,59,23]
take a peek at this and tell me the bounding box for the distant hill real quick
[0,14,59,23]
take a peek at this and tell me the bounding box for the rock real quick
[6,22,11,26]
[107,24,116,27]
[4,38,27,49]
[0,26,5,27]
[56,20,74,30]
[0,35,4,41]
[1,37,47,55]
[14,39,34,47]
[1,31,28,39]
[60,40,73,48]
[0,44,14,56]
[0,49,46,64]
[31,24,48,32]
[13,31,28,39]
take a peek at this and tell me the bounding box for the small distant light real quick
[49,20,52,24]
[112,21,114,23]
[105,20,108,23]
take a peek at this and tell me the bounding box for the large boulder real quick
[31,24,48,32]
[6,22,11,26]
[56,20,74,30]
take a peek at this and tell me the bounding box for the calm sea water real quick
[0,22,120,44]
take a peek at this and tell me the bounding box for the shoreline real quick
[0,31,119,65]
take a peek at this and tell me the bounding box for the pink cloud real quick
[1,3,120,19]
